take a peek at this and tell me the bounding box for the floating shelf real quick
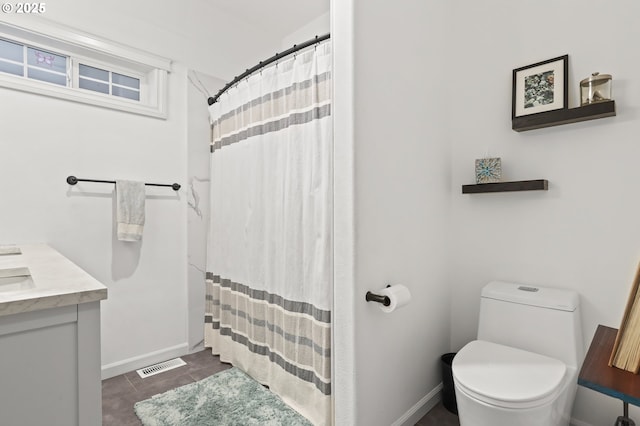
[512,100,616,132]
[462,179,548,194]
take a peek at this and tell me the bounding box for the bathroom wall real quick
[280,11,330,49]
[446,1,640,424]
[0,2,288,377]
[38,0,286,81]
[333,1,452,424]
[335,0,640,424]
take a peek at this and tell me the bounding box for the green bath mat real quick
[134,367,312,426]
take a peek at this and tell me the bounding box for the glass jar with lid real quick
[580,72,612,106]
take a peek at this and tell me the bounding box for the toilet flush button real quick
[518,286,539,292]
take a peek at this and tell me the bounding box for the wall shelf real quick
[462,179,548,194]
[512,100,616,132]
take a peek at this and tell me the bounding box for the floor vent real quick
[136,357,187,378]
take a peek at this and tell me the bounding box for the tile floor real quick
[102,349,231,425]
[415,402,460,426]
[102,350,459,425]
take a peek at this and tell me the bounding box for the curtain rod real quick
[207,33,330,106]
[66,176,181,191]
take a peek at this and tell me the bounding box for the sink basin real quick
[0,267,34,292]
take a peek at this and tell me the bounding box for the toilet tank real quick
[477,281,584,368]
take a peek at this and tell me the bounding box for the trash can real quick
[440,352,458,415]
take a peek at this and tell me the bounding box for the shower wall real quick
[186,70,224,352]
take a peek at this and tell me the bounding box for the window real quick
[0,19,171,118]
[78,64,140,101]
[0,38,68,85]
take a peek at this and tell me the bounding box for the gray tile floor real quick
[415,402,460,426]
[102,350,459,425]
[102,350,231,425]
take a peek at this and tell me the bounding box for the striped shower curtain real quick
[205,41,332,425]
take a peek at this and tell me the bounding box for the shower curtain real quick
[205,41,332,425]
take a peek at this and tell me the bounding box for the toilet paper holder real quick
[365,285,391,306]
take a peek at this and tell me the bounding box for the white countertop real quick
[0,244,107,317]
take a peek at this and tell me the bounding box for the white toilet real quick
[452,281,584,426]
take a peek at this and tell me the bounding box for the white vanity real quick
[0,244,107,426]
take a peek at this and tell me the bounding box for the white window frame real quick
[73,59,144,103]
[0,16,171,119]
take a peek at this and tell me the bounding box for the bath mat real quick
[134,367,312,426]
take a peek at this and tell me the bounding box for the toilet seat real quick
[453,340,567,409]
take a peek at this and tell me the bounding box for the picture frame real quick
[512,55,568,119]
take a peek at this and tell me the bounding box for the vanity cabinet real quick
[0,244,107,426]
[0,302,102,425]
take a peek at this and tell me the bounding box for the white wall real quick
[281,12,330,49]
[336,1,640,424]
[0,1,288,378]
[331,1,357,423]
[0,71,190,375]
[40,0,283,81]
[333,1,451,424]
[447,1,640,424]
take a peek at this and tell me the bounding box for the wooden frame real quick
[512,55,568,119]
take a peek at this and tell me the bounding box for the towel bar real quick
[67,175,180,191]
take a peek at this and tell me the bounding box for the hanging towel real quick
[116,180,145,242]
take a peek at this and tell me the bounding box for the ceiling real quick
[207,0,329,38]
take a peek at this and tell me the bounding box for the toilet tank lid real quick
[482,281,579,312]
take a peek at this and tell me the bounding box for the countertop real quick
[0,244,107,317]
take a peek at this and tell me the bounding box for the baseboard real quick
[571,418,595,426]
[388,383,591,426]
[101,343,189,380]
[188,340,205,354]
[392,383,443,426]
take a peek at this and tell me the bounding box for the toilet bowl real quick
[454,340,576,425]
[452,281,583,426]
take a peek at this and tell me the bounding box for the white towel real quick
[116,180,145,242]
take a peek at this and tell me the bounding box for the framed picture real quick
[475,157,502,184]
[512,55,568,119]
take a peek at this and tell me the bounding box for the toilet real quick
[452,281,584,426]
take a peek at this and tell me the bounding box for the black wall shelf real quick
[512,100,616,132]
[462,179,548,194]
